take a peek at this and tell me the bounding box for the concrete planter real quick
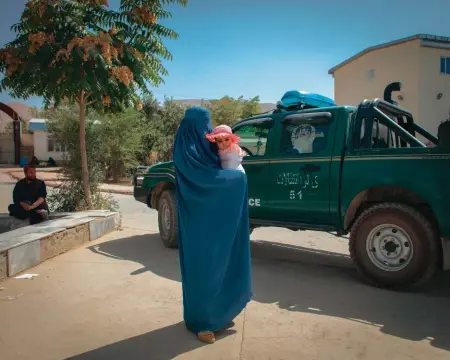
[0,211,121,280]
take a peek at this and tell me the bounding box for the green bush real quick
[138,96,185,164]
[99,109,145,181]
[44,106,117,212]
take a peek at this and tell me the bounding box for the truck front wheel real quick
[158,190,179,249]
[349,203,439,290]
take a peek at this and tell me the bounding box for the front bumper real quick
[134,186,149,205]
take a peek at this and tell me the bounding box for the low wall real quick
[0,210,121,280]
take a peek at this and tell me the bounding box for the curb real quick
[0,211,121,280]
[6,172,132,196]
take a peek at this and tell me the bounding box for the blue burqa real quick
[173,107,252,334]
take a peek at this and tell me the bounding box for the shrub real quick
[43,106,117,212]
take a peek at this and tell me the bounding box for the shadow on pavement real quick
[88,234,450,353]
[66,321,235,360]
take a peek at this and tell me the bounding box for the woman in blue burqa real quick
[173,107,252,344]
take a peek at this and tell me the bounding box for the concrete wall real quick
[418,46,450,135]
[21,133,34,147]
[33,130,66,161]
[0,133,14,163]
[333,40,421,124]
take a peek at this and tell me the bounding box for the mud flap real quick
[442,238,450,271]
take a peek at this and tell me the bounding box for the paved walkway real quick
[0,176,449,359]
[0,227,449,360]
[0,167,132,195]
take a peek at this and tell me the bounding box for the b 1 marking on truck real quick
[248,198,261,207]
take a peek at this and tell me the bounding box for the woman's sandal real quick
[197,331,216,344]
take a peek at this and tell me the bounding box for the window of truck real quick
[360,118,397,149]
[233,118,274,157]
[279,112,332,156]
[359,116,421,150]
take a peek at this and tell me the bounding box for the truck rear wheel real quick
[158,190,178,249]
[349,203,439,290]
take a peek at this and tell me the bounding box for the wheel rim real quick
[366,224,414,272]
[161,200,171,236]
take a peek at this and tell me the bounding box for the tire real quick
[349,202,439,290]
[158,190,178,249]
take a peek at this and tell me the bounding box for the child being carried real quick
[206,125,247,173]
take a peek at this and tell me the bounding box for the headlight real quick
[136,176,144,186]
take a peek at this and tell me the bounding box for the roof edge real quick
[328,34,450,75]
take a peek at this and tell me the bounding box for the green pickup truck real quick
[133,98,450,290]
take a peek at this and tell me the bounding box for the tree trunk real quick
[78,91,93,209]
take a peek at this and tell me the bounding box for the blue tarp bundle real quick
[173,107,252,334]
[279,90,337,109]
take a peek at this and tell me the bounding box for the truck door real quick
[233,118,275,220]
[267,111,334,225]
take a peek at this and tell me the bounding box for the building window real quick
[440,57,450,74]
[47,137,66,152]
[367,69,375,82]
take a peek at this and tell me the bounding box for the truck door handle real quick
[300,164,321,172]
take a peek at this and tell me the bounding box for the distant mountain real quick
[172,99,276,114]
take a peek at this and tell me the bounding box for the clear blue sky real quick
[1,0,449,107]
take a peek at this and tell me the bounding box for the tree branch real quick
[85,99,97,106]
[85,91,93,101]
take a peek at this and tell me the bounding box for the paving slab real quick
[1,227,449,360]
[0,227,67,253]
[89,215,118,241]
[34,217,95,230]
[40,223,90,262]
[8,240,41,276]
[0,252,6,280]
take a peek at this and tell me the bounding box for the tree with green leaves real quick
[138,96,185,164]
[206,95,262,126]
[241,95,262,118]
[44,105,117,212]
[100,109,145,181]
[0,0,187,208]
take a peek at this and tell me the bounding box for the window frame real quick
[47,136,66,153]
[232,117,275,158]
[440,56,450,75]
[278,112,333,158]
[356,115,419,151]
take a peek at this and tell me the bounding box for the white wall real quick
[418,46,450,135]
[333,40,421,122]
[33,131,67,161]
[333,39,450,136]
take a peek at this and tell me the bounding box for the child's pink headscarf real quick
[205,125,241,143]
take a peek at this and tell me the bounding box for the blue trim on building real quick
[28,121,48,132]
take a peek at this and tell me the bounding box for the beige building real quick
[329,34,450,136]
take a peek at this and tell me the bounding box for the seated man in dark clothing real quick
[8,165,49,225]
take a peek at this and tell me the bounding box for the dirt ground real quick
[0,184,449,360]
[1,224,449,360]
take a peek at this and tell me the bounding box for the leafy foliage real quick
[43,105,117,211]
[100,109,145,181]
[205,95,262,126]
[138,96,185,164]
[0,0,187,208]
[0,0,187,110]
